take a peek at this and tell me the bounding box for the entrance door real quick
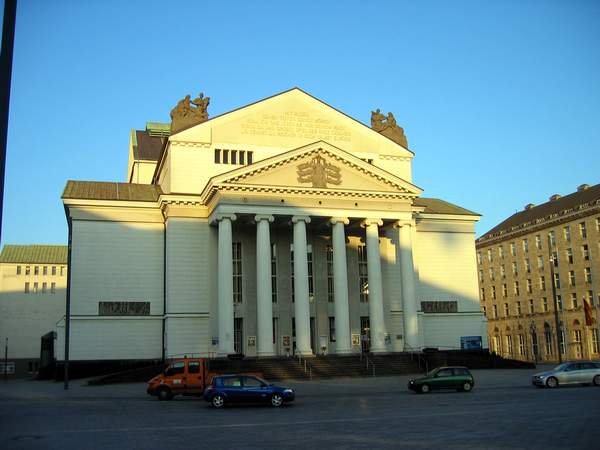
[234,318,243,355]
[360,316,371,353]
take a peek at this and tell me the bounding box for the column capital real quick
[330,217,349,226]
[254,214,275,223]
[360,218,383,228]
[213,213,237,224]
[292,215,311,224]
[393,220,412,228]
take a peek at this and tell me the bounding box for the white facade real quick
[60,88,486,361]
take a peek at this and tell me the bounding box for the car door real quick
[432,368,454,389]
[164,361,186,394]
[562,363,581,384]
[184,360,205,394]
[241,376,269,403]
[221,376,244,402]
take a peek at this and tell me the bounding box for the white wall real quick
[165,317,210,357]
[422,314,488,349]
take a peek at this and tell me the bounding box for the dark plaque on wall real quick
[98,301,150,316]
[421,301,458,314]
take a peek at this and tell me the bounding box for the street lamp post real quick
[547,235,562,364]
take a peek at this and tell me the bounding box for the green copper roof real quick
[0,245,68,264]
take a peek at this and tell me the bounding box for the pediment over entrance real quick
[201,141,422,202]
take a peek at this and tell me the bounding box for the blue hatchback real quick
[203,375,295,408]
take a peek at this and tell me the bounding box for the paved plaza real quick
[0,367,599,449]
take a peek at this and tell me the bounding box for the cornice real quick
[379,154,412,162]
[169,141,211,148]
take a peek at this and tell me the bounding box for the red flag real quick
[583,298,593,326]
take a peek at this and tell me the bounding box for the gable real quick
[171,88,413,158]
[205,142,421,199]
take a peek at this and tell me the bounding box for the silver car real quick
[532,361,600,388]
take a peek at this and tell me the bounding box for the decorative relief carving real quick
[170,92,210,133]
[371,109,408,148]
[99,301,150,316]
[421,301,458,313]
[240,111,351,141]
[297,154,342,188]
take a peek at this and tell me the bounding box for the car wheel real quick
[462,382,473,392]
[157,387,173,401]
[546,377,559,389]
[593,375,600,386]
[271,393,283,407]
[420,384,430,394]
[211,394,225,408]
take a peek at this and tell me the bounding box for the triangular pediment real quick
[202,142,421,201]
[170,88,413,157]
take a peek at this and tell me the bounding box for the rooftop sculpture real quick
[170,92,210,133]
[371,109,408,148]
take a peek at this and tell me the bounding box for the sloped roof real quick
[62,181,162,202]
[479,183,600,241]
[414,197,479,216]
[134,130,165,161]
[0,245,67,264]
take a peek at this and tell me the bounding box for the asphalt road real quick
[1,369,599,450]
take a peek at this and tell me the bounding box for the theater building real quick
[58,88,485,363]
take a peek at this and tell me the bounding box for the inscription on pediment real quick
[241,111,351,142]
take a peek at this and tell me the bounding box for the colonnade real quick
[214,213,419,356]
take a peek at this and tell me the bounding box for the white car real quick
[532,361,600,388]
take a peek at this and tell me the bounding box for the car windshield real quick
[427,368,439,376]
[553,363,570,372]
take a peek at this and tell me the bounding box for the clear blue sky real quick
[2,0,599,246]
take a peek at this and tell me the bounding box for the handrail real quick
[363,354,376,377]
[295,352,312,380]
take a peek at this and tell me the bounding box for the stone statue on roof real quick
[170,92,210,133]
[370,109,408,148]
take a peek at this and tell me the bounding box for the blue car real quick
[203,375,295,408]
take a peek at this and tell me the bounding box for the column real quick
[396,221,419,350]
[362,218,387,353]
[330,217,352,354]
[217,214,236,356]
[255,214,275,357]
[292,215,312,356]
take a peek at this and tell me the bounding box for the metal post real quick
[3,338,7,381]
[547,235,562,364]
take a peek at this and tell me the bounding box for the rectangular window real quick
[493,304,498,318]
[553,273,560,289]
[518,334,525,356]
[529,299,534,314]
[516,301,521,315]
[510,242,516,256]
[271,243,277,303]
[574,329,582,343]
[569,270,575,286]
[525,258,531,273]
[239,150,245,165]
[552,251,558,267]
[540,276,546,290]
[51,282,56,294]
[477,252,482,264]
[592,329,599,354]
[33,282,38,293]
[25,266,30,275]
[522,239,529,253]
[214,148,221,163]
[527,279,532,293]
[580,222,587,239]
[222,149,229,164]
[480,287,485,300]
[34,266,39,276]
[502,284,507,297]
[512,262,518,275]
[60,266,65,276]
[329,317,336,342]
[566,248,573,264]
[597,217,600,232]
[557,294,563,311]
[272,317,277,344]
[498,246,504,259]
[307,246,314,302]
[588,290,594,306]
[504,303,509,317]
[247,151,253,164]
[52,266,56,276]
[545,330,553,357]
[585,267,592,283]
[535,235,542,250]
[326,245,334,303]
[24,282,30,293]
[492,286,496,299]
[43,266,48,276]
[231,150,237,164]
[358,244,369,303]
[514,281,520,296]
[479,269,483,281]
[537,256,544,270]
[542,297,548,312]
[487,249,493,262]
[42,282,47,294]
[563,226,571,242]
[489,267,495,281]
[232,242,242,303]
[559,330,565,355]
[549,231,556,247]
[506,335,513,356]
[290,248,295,303]
[571,293,578,309]
[500,265,506,279]
[482,306,487,317]
[582,244,590,261]
[16,265,21,275]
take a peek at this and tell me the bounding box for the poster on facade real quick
[282,335,290,347]
[248,336,256,347]
[351,334,361,346]
[460,336,482,350]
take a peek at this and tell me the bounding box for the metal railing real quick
[295,353,312,380]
